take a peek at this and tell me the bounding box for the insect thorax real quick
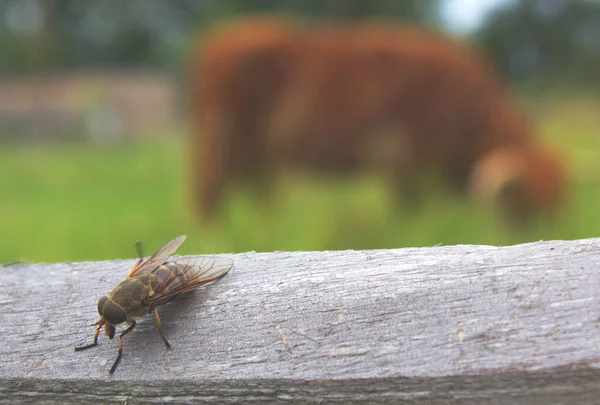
[108,277,152,317]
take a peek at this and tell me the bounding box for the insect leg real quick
[127,241,144,276]
[135,240,143,259]
[74,320,104,351]
[109,320,136,375]
[153,307,172,350]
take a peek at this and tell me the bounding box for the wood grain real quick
[1,238,599,404]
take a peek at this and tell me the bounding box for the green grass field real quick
[1,95,599,264]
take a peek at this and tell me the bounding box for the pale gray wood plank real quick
[1,238,599,404]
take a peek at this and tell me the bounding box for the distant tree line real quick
[0,0,598,86]
[0,0,438,73]
[475,0,600,86]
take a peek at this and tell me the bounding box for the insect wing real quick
[145,256,233,306]
[130,235,187,277]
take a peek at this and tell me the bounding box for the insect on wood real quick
[74,235,233,374]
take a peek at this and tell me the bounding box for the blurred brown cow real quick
[189,16,566,224]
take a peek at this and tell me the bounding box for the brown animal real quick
[469,144,567,226]
[189,16,566,223]
[188,17,296,214]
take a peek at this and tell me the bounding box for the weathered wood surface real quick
[1,238,600,404]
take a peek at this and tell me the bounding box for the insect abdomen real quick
[150,262,187,293]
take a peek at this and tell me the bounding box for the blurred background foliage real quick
[2,0,599,84]
[0,0,598,263]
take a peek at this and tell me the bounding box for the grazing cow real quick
[189,16,566,223]
[469,144,567,226]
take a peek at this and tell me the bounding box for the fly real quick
[74,235,232,374]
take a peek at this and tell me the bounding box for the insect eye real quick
[103,301,127,325]
[97,296,108,316]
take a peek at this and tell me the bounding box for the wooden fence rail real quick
[1,238,599,404]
